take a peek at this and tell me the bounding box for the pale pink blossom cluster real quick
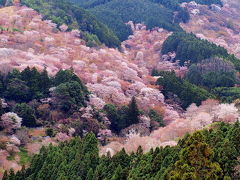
[0,150,22,179]
[186,100,239,125]
[0,6,174,114]
[6,144,20,154]
[87,83,129,105]
[71,29,81,37]
[125,81,146,97]
[139,115,151,128]
[0,112,22,133]
[97,129,112,144]
[68,128,76,136]
[101,99,239,155]
[1,99,8,108]
[212,104,239,123]
[181,0,240,58]
[59,24,68,32]
[163,108,180,125]
[88,94,106,110]
[9,136,21,146]
[100,134,177,156]
[137,88,164,109]
[55,132,71,142]
[122,22,186,76]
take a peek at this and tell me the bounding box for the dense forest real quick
[160,32,240,105]
[89,0,185,41]
[0,68,89,129]
[68,0,222,41]
[69,0,223,8]
[154,71,215,109]
[186,57,237,89]
[212,87,240,103]
[178,0,223,6]
[70,0,191,41]
[161,32,240,70]
[156,60,239,107]
[3,122,240,180]
[0,68,88,106]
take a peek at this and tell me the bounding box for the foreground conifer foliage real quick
[3,122,240,180]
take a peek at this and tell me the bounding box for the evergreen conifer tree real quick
[127,97,140,125]
[167,131,223,179]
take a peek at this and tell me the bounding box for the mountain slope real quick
[90,0,183,41]
[4,122,240,179]
[181,0,240,60]
[0,1,240,179]
[21,0,120,47]
[69,0,189,41]
[68,0,223,41]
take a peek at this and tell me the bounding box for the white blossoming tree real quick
[0,112,22,133]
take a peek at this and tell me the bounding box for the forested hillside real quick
[155,71,215,108]
[0,0,240,179]
[69,0,223,7]
[4,122,240,180]
[160,32,240,105]
[21,0,120,47]
[68,0,191,41]
[68,0,222,41]
[89,0,185,41]
[162,32,240,69]
[179,0,223,6]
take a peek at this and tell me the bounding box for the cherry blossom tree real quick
[9,136,21,146]
[59,24,68,32]
[212,103,239,123]
[55,132,71,142]
[97,129,112,145]
[0,112,22,133]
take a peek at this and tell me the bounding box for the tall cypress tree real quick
[227,121,240,154]
[86,168,94,180]
[127,96,140,125]
[167,131,223,179]
[2,171,8,180]
[39,68,51,95]
[0,99,4,116]
[111,165,124,180]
